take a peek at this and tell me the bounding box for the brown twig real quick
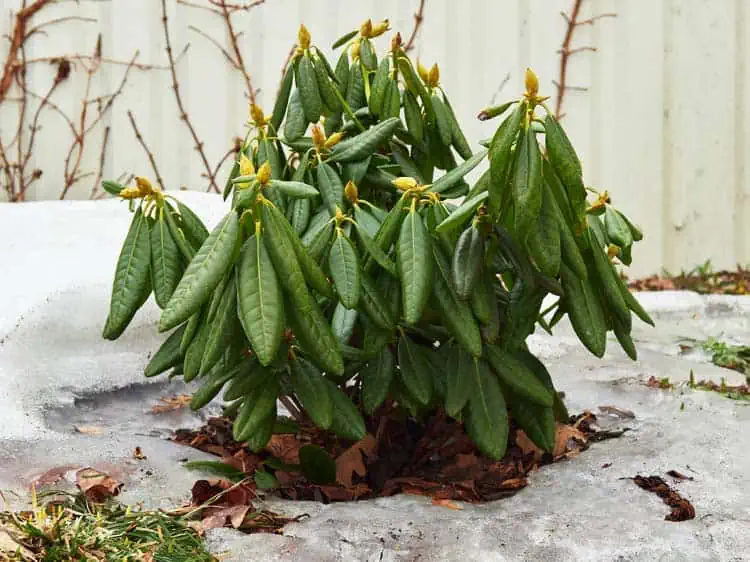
[403,0,427,52]
[554,0,616,118]
[90,125,110,199]
[160,0,220,192]
[127,110,165,190]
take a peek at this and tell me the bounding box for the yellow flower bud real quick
[239,153,255,177]
[391,32,402,52]
[311,124,326,149]
[135,176,153,196]
[119,186,141,200]
[417,60,429,83]
[525,68,539,98]
[607,244,620,260]
[250,103,265,125]
[370,19,390,38]
[359,19,373,38]
[392,176,418,191]
[256,161,272,185]
[324,131,344,149]
[350,38,361,60]
[334,206,345,223]
[428,63,440,87]
[298,24,311,50]
[344,180,359,202]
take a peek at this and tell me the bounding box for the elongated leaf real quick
[345,61,366,110]
[355,222,396,275]
[313,55,342,112]
[445,344,473,417]
[435,191,488,234]
[432,94,453,146]
[183,319,210,382]
[327,118,401,163]
[150,210,183,309]
[291,357,333,429]
[200,276,238,373]
[484,344,554,407]
[525,185,561,278]
[398,207,432,324]
[286,294,344,375]
[222,361,268,401]
[284,89,307,140]
[397,336,433,406]
[443,95,472,160]
[452,224,484,300]
[237,234,285,366]
[296,55,322,123]
[332,301,358,344]
[316,161,345,216]
[466,360,508,459]
[560,262,607,357]
[159,212,239,332]
[325,379,366,441]
[269,179,318,199]
[512,126,543,240]
[506,388,556,453]
[176,201,209,249]
[403,91,424,143]
[144,324,186,377]
[362,347,395,414]
[353,203,381,238]
[234,376,280,442]
[359,271,396,331]
[544,114,586,223]
[428,149,487,194]
[488,102,524,217]
[103,207,152,339]
[332,29,358,49]
[299,444,337,484]
[328,231,360,309]
[271,63,294,134]
[369,57,390,115]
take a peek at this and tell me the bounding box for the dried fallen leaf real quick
[553,423,588,460]
[152,394,192,413]
[74,425,104,435]
[666,469,694,481]
[75,467,122,501]
[199,504,251,530]
[431,498,463,510]
[631,475,696,521]
[335,435,378,487]
[133,446,147,460]
[265,434,303,465]
[33,464,81,487]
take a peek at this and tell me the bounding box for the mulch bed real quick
[174,408,624,506]
[627,267,750,295]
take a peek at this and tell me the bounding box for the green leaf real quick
[369,57,390,116]
[183,319,210,382]
[444,344,473,417]
[484,344,554,407]
[362,347,395,414]
[397,336,433,406]
[184,461,246,482]
[525,184,561,278]
[237,234,285,366]
[101,180,123,196]
[150,210,183,309]
[327,118,401,163]
[345,61,366,111]
[289,197,311,235]
[443,94,472,160]
[466,359,508,459]
[254,470,280,489]
[271,63,295,134]
[332,29,358,49]
[144,324,186,377]
[427,149,487,194]
[325,379,366,441]
[380,80,401,120]
[559,262,607,357]
[359,38,377,70]
[396,56,434,123]
[488,102,525,217]
[316,161,345,216]
[103,207,152,340]
[313,55,342,112]
[511,126,543,240]
[334,51,350,94]
[435,191,488,234]
[403,91,424,143]
[286,294,344,375]
[431,94,453,146]
[299,444,337,484]
[332,301,358,344]
[328,230,361,309]
[295,55,322,123]
[359,272,397,331]
[506,389,556,453]
[284,89,307,140]
[200,276,238,373]
[270,179,319,199]
[233,376,280,442]
[398,206,433,324]
[190,359,237,409]
[176,201,209,249]
[451,224,484,300]
[159,212,239,332]
[544,114,586,225]
[355,222,396,276]
[291,356,333,429]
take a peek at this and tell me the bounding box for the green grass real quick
[700,338,750,381]
[0,492,216,561]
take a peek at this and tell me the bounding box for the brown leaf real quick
[666,470,694,481]
[631,475,696,521]
[199,504,251,530]
[431,498,463,510]
[335,435,378,487]
[33,464,81,487]
[265,434,303,464]
[553,423,588,459]
[598,405,635,419]
[152,394,192,413]
[75,467,122,501]
[515,430,544,459]
[133,446,147,460]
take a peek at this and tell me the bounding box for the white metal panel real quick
[0,0,747,278]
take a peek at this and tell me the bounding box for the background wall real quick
[0,0,747,278]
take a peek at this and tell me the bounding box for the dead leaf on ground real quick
[553,423,588,460]
[666,470,694,481]
[74,425,104,435]
[647,376,674,390]
[630,475,696,521]
[335,434,378,487]
[431,498,463,510]
[75,467,122,501]
[133,447,146,460]
[265,434,303,465]
[197,504,251,531]
[32,464,81,487]
[598,405,635,419]
[152,394,192,413]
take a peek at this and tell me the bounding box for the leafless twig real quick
[127,110,165,190]
[403,0,427,52]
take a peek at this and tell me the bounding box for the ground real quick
[0,194,748,561]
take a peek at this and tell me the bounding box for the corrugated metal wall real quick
[0,0,748,277]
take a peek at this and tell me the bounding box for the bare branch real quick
[127,110,165,190]
[90,125,110,199]
[403,0,427,52]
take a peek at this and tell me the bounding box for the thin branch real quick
[25,15,97,39]
[489,71,511,105]
[209,0,265,13]
[403,0,427,52]
[22,47,189,71]
[127,110,165,190]
[217,0,256,102]
[90,125,110,199]
[160,0,219,192]
[187,25,238,69]
[554,0,616,118]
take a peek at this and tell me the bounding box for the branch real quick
[90,125,110,199]
[554,0,616,118]
[403,0,426,52]
[127,110,165,190]
[161,0,219,192]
